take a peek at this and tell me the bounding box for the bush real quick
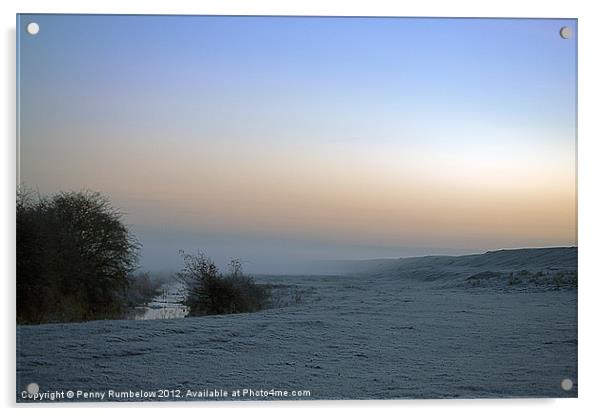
[17,188,140,323]
[178,252,268,316]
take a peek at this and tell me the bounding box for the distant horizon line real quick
[318,245,578,262]
[143,246,578,276]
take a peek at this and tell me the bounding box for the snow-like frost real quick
[16,248,577,401]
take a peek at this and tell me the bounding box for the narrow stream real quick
[129,281,189,320]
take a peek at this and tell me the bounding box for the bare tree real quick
[17,189,140,323]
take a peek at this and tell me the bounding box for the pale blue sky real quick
[18,15,577,272]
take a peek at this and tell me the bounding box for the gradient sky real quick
[17,15,577,273]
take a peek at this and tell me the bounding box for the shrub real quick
[178,252,268,316]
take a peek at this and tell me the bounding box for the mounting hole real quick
[26,382,39,395]
[559,26,572,39]
[26,22,40,36]
[561,378,573,391]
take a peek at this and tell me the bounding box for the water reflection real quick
[130,282,189,320]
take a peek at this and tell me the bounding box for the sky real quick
[18,15,577,273]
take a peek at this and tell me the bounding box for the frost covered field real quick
[16,247,577,401]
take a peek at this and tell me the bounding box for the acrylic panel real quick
[16,14,577,402]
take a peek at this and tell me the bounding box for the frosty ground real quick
[16,247,577,401]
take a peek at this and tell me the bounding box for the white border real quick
[2,1,601,415]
